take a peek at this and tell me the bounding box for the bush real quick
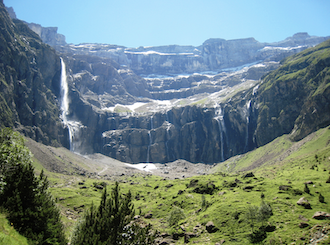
[248,228,267,243]
[258,200,273,226]
[168,206,185,227]
[192,182,217,194]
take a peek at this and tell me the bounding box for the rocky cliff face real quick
[2,3,330,165]
[0,2,67,146]
[27,23,66,47]
[5,5,66,47]
[57,33,329,76]
[62,39,330,164]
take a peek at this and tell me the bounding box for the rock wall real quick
[65,40,330,164]
[0,2,67,146]
[28,23,66,46]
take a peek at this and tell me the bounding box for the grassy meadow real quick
[31,126,330,244]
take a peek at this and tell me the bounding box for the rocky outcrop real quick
[0,3,67,146]
[27,23,66,46]
[5,4,66,46]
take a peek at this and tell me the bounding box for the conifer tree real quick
[0,128,67,245]
[71,182,155,245]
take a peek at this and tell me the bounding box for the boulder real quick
[297,197,311,209]
[133,215,140,220]
[205,221,219,233]
[184,232,196,243]
[312,211,330,220]
[299,222,309,228]
[144,213,152,219]
[215,240,226,245]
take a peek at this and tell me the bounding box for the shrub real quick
[248,228,267,243]
[192,182,217,194]
[258,200,273,226]
[201,195,210,211]
[168,206,185,227]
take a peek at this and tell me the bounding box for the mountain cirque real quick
[2,3,330,165]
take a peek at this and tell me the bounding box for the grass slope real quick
[0,213,28,245]
[26,127,330,244]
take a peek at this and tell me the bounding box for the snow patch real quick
[260,45,305,51]
[125,163,157,172]
[102,102,147,112]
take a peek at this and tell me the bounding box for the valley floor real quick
[23,127,330,244]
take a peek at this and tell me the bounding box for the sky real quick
[4,0,330,48]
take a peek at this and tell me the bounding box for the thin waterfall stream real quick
[60,57,84,152]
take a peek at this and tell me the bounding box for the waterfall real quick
[60,57,69,122]
[165,121,171,162]
[146,115,155,163]
[214,106,226,162]
[146,131,152,163]
[60,57,84,152]
[150,115,154,129]
[244,100,251,152]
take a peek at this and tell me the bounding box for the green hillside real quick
[26,126,329,244]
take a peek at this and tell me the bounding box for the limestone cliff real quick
[64,40,330,164]
[0,2,67,146]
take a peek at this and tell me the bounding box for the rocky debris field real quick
[25,136,213,180]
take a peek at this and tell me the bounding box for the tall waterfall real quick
[214,106,226,162]
[146,131,151,163]
[165,121,172,162]
[244,100,251,152]
[60,58,83,152]
[146,115,154,163]
[60,57,69,122]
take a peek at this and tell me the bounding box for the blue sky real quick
[4,0,330,48]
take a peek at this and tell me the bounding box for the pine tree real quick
[0,128,67,244]
[71,182,155,245]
